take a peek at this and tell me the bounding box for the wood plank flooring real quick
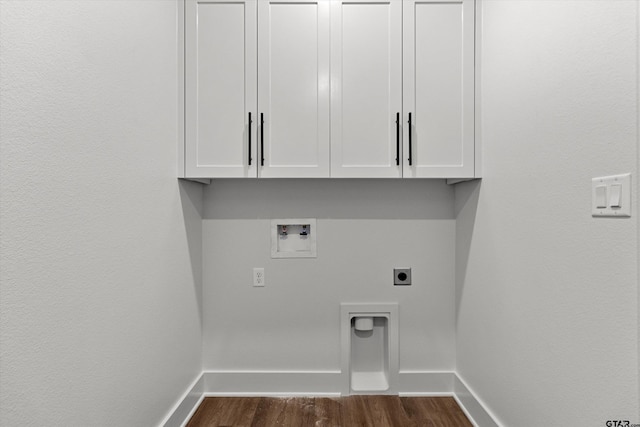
[186,396,473,426]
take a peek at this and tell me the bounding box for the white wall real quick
[456,1,639,425]
[0,1,203,426]
[3,1,638,424]
[202,180,456,374]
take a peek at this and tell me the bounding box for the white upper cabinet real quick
[403,0,476,178]
[183,0,478,179]
[258,0,330,178]
[330,0,402,178]
[185,0,257,178]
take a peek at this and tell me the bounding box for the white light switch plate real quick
[592,173,631,217]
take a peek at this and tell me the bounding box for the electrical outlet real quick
[253,268,265,287]
[394,268,411,286]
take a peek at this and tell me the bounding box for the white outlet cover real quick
[253,268,264,287]
[591,173,631,217]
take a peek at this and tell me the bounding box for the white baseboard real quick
[398,371,455,395]
[160,373,205,427]
[162,370,500,427]
[202,371,342,396]
[453,374,502,427]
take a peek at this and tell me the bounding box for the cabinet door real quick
[331,0,402,178]
[185,0,257,178]
[258,0,330,178]
[403,0,475,178]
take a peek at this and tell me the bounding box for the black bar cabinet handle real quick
[395,112,400,166]
[408,112,413,166]
[260,113,265,166]
[248,112,252,166]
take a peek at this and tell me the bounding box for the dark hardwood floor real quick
[186,396,473,426]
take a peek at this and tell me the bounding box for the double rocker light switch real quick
[592,174,631,217]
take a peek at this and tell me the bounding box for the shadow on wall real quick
[454,180,481,318]
[201,179,455,220]
[179,179,205,324]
